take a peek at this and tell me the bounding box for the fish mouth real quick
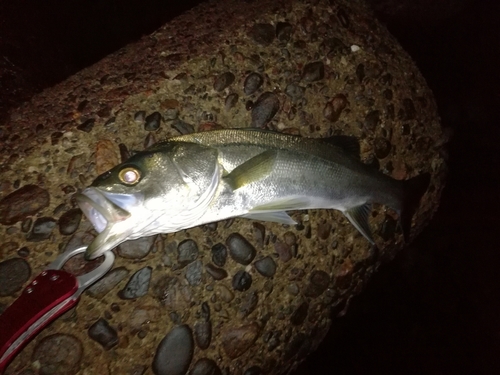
[75,188,139,259]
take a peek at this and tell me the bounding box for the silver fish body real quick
[76,129,430,259]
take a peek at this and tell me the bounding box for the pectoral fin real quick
[224,150,277,190]
[240,211,297,225]
[343,203,375,245]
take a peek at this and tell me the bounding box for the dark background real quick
[1,0,499,374]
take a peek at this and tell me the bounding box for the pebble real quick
[225,93,239,110]
[118,235,156,259]
[276,22,293,42]
[323,94,348,122]
[283,231,297,246]
[213,72,235,92]
[194,321,212,350]
[95,139,119,175]
[144,112,162,131]
[244,366,263,375]
[304,270,330,298]
[0,185,50,225]
[244,73,264,95]
[21,217,32,232]
[239,291,258,318]
[302,61,325,82]
[191,358,222,375]
[134,111,146,123]
[274,241,292,263]
[0,258,31,296]
[58,208,82,235]
[380,214,398,241]
[86,267,130,298]
[285,83,305,102]
[153,325,194,375]
[214,284,234,303]
[178,239,199,267]
[88,318,119,350]
[164,107,179,121]
[249,23,275,46]
[252,222,265,248]
[221,322,260,359]
[364,110,380,131]
[186,260,203,286]
[205,264,228,280]
[226,233,256,265]
[232,270,252,292]
[374,137,392,159]
[290,302,309,325]
[32,334,83,375]
[129,305,160,332]
[26,217,57,242]
[77,118,95,132]
[251,92,280,128]
[17,246,30,257]
[171,119,195,135]
[119,267,152,299]
[211,243,227,267]
[317,222,332,240]
[253,256,276,278]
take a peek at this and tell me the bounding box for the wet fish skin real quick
[75,129,430,259]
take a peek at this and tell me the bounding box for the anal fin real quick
[343,203,375,244]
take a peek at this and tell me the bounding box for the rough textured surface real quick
[0,0,446,374]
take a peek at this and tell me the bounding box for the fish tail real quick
[399,173,431,243]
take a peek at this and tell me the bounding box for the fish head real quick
[75,142,220,259]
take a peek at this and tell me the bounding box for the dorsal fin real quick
[322,135,360,159]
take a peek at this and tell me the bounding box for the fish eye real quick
[118,167,141,185]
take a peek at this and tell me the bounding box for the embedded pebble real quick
[0,258,31,296]
[249,23,275,46]
[153,325,194,375]
[186,260,203,286]
[86,267,130,298]
[88,318,119,350]
[171,119,194,135]
[144,132,156,148]
[374,137,392,159]
[214,284,234,303]
[58,208,82,235]
[232,270,252,292]
[144,112,162,131]
[211,243,227,267]
[191,358,221,375]
[317,222,332,240]
[274,241,292,263]
[254,256,276,278]
[77,118,95,132]
[194,321,212,350]
[252,222,265,248]
[251,92,280,128]
[283,231,297,246]
[178,239,199,266]
[239,291,258,318]
[290,302,309,325]
[285,83,305,102]
[213,72,235,92]
[134,111,146,123]
[244,366,263,375]
[119,266,152,299]
[164,107,179,121]
[323,94,348,122]
[304,270,330,298]
[0,185,50,225]
[26,217,57,242]
[380,214,398,241]
[21,217,32,232]
[118,235,156,259]
[225,93,239,110]
[276,22,293,42]
[302,61,325,82]
[222,323,260,359]
[226,233,256,265]
[244,73,264,95]
[32,334,83,375]
[95,139,119,174]
[364,110,380,131]
[205,263,228,280]
[119,143,131,162]
[129,305,160,332]
[17,246,30,257]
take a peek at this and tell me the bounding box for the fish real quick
[75,129,431,260]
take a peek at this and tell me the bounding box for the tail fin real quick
[399,173,431,243]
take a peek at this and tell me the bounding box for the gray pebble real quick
[118,235,156,259]
[0,185,50,225]
[164,108,179,121]
[134,111,146,123]
[178,239,199,267]
[205,264,228,280]
[171,119,195,135]
[21,217,32,233]
[276,22,293,42]
[251,92,280,128]
[304,270,330,298]
[211,243,227,267]
[244,73,263,95]
[144,112,162,131]
[191,358,221,375]
[58,208,82,235]
[274,241,292,263]
[232,270,252,292]
[32,334,82,375]
[226,233,256,265]
[153,325,194,375]
[119,266,152,299]
[253,256,276,278]
[87,267,130,298]
[88,318,119,350]
[26,217,57,242]
[249,23,275,46]
[214,72,235,92]
[0,258,31,296]
[323,94,348,122]
[285,83,305,102]
[252,222,265,248]
[194,321,212,350]
[17,246,30,257]
[186,260,203,286]
[302,61,325,82]
[77,118,95,133]
[239,291,258,318]
[364,110,380,131]
[225,93,239,110]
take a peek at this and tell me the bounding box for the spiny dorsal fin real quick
[322,135,360,159]
[224,149,277,190]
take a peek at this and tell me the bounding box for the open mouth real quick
[74,188,134,233]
